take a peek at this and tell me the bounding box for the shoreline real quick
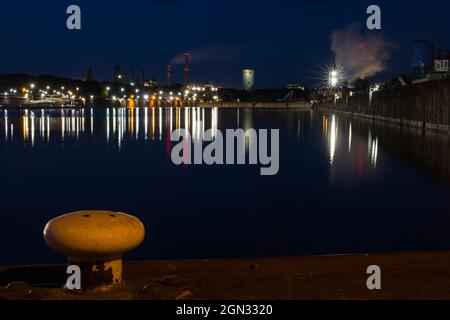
[197,101,312,109]
[315,106,450,132]
[2,251,450,300]
[315,78,450,133]
[0,101,313,110]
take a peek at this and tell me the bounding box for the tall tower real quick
[167,65,172,86]
[412,39,436,78]
[184,53,190,86]
[242,69,255,91]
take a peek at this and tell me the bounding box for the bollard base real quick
[67,256,123,293]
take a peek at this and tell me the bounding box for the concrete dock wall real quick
[317,78,450,131]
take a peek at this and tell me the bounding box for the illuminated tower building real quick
[242,69,255,92]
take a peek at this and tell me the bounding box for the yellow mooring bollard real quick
[43,211,145,292]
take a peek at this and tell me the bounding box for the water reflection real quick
[0,107,221,150]
[320,112,450,185]
[3,108,450,186]
[328,115,338,165]
[368,130,379,168]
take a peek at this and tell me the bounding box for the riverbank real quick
[0,101,312,110]
[2,251,450,300]
[315,105,450,132]
[316,78,450,132]
[198,101,312,109]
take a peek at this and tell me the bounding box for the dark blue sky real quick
[1,0,450,88]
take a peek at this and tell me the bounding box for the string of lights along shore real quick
[0,53,261,109]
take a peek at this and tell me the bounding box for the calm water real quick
[1,107,450,264]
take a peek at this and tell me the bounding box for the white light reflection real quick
[40,110,45,140]
[371,138,379,167]
[144,108,148,140]
[211,107,218,139]
[136,108,139,139]
[106,109,110,142]
[30,111,35,146]
[159,107,162,141]
[4,110,8,140]
[113,108,116,136]
[5,107,229,147]
[348,123,352,152]
[47,116,50,142]
[368,130,379,168]
[184,108,189,134]
[329,115,337,165]
[170,107,173,133]
[61,110,65,140]
[90,108,93,134]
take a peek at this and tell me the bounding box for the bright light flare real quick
[316,62,346,90]
[329,70,339,88]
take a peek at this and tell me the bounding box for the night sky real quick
[1,0,450,88]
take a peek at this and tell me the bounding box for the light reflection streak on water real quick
[130,108,134,136]
[4,110,8,141]
[191,108,196,141]
[348,123,352,152]
[30,111,35,147]
[170,107,173,134]
[184,108,189,136]
[159,107,162,141]
[368,130,379,168]
[106,109,110,142]
[81,109,85,133]
[47,116,50,142]
[211,107,218,139]
[61,110,65,140]
[144,108,148,140]
[237,109,240,128]
[371,138,379,168]
[40,110,45,140]
[23,110,28,141]
[76,110,80,140]
[322,116,328,141]
[136,108,139,139]
[113,108,116,136]
[90,108,94,134]
[329,115,337,165]
[152,107,155,142]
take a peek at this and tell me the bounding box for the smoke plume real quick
[170,43,239,65]
[330,24,395,82]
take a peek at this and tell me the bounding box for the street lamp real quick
[329,70,339,88]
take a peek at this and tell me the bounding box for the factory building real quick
[412,39,436,78]
[434,49,450,73]
[242,69,255,92]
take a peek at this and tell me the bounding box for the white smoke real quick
[330,24,395,82]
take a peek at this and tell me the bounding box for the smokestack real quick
[167,65,172,86]
[184,53,190,86]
